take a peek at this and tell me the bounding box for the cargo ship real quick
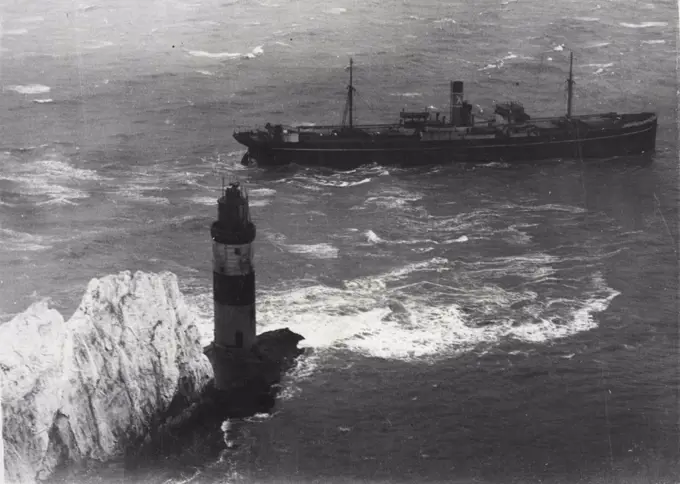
[233,54,657,167]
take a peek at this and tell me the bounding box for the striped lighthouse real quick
[205,181,257,390]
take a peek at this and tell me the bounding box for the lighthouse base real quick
[204,327,305,394]
[204,344,265,392]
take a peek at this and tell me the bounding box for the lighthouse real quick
[205,181,257,391]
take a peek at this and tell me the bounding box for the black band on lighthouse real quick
[213,272,255,306]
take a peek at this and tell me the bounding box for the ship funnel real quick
[450,81,464,126]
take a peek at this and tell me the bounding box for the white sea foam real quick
[284,243,339,259]
[584,63,614,69]
[242,45,264,59]
[249,188,277,196]
[641,39,665,44]
[6,84,51,94]
[574,16,600,21]
[259,259,615,361]
[189,196,217,206]
[363,230,467,247]
[620,21,667,28]
[584,41,610,49]
[117,187,170,205]
[83,40,114,50]
[327,7,347,14]
[390,92,422,97]
[553,44,564,51]
[187,50,241,59]
[2,158,103,205]
[433,18,456,23]
[311,177,372,188]
[362,187,423,210]
[0,228,53,252]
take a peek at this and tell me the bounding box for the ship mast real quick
[566,51,574,118]
[348,57,354,128]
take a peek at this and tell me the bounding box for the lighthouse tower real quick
[205,181,257,390]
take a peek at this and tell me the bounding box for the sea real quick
[0,0,678,482]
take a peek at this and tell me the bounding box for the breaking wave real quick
[268,234,339,259]
[229,257,621,362]
[0,228,55,252]
[187,50,241,59]
[619,21,668,28]
[0,156,104,206]
[5,84,51,94]
[186,45,264,60]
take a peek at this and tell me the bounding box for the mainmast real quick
[566,51,574,118]
[348,57,354,128]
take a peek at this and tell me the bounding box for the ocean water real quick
[1,0,678,482]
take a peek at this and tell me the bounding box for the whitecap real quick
[187,50,241,59]
[244,412,274,423]
[196,70,214,76]
[327,7,347,14]
[242,45,264,59]
[641,39,665,44]
[5,29,28,35]
[32,99,53,104]
[82,40,114,50]
[117,187,170,205]
[249,188,277,196]
[620,21,667,28]
[365,230,385,244]
[574,17,599,22]
[189,196,217,206]
[284,243,338,259]
[553,44,564,51]
[433,18,456,23]
[312,177,371,188]
[390,92,422,97]
[0,228,53,251]
[445,235,468,243]
[584,62,614,68]
[584,41,610,49]
[6,84,51,95]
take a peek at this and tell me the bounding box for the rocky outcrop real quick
[1,271,212,484]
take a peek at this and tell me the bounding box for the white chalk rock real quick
[1,271,212,484]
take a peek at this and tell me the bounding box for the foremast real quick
[566,51,574,118]
[342,57,355,128]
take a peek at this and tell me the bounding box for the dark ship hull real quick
[233,55,658,168]
[235,113,657,168]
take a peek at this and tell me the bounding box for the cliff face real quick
[1,271,213,484]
